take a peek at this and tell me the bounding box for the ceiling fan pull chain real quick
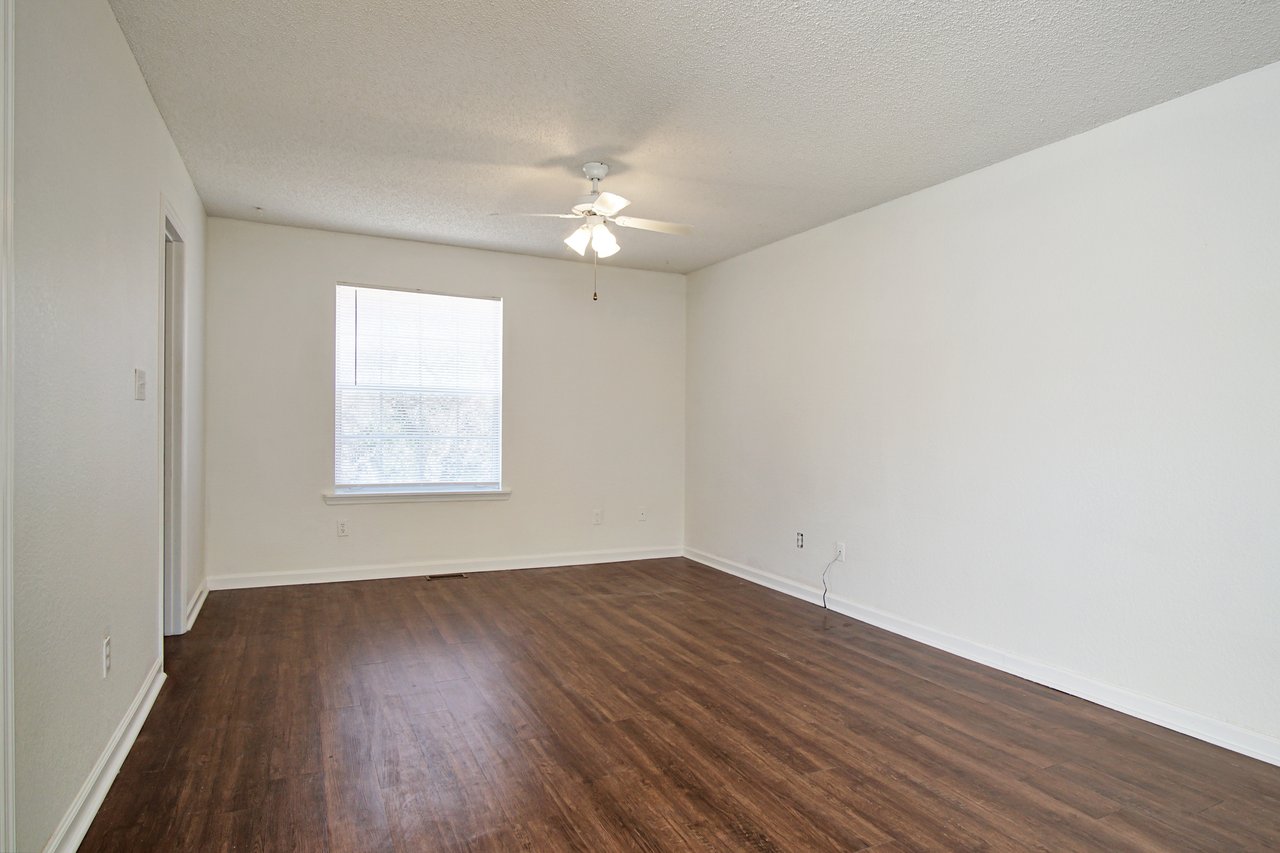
[593,250,599,301]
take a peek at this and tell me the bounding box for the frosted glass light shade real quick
[564,224,591,255]
[591,222,620,258]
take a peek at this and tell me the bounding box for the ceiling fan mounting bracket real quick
[582,161,610,195]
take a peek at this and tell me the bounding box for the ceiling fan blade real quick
[592,192,631,217]
[612,215,693,236]
[490,212,583,219]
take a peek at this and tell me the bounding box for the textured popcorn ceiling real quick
[109,0,1280,273]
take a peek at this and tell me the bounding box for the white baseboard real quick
[183,579,208,632]
[687,549,827,607]
[206,546,685,591]
[685,547,1280,769]
[44,658,166,853]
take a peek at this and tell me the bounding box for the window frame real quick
[323,280,510,505]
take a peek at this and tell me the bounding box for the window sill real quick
[321,488,512,505]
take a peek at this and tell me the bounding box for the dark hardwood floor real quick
[81,558,1280,851]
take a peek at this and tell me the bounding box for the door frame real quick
[159,204,187,637]
[0,0,17,846]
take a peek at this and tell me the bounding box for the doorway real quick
[162,217,185,635]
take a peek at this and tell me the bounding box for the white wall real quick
[204,219,684,585]
[13,0,206,848]
[687,62,1280,747]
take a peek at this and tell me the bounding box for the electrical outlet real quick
[102,636,111,677]
[336,520,349,537]
[638,506,648,522]
[835,541,847,562]
[796,532,805,549]
[592,508,603,525]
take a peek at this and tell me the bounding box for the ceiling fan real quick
[507,162,693,259]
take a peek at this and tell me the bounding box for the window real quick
[331,283,503,500]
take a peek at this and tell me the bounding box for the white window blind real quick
[335,284,502,491]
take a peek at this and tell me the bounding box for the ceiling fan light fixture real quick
[564,223,591,256]
[590,222,620,258]
[509,162,689,263]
